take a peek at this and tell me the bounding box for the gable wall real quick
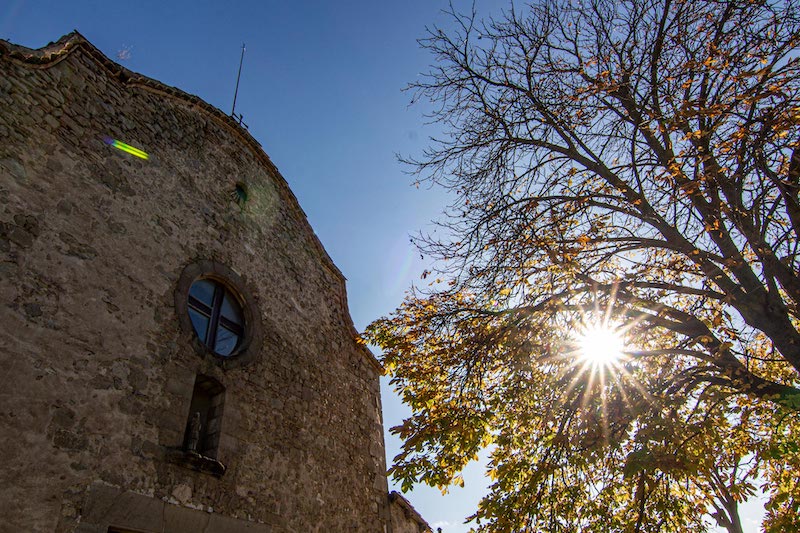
[0,35,389,533]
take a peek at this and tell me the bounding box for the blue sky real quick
[2,1,766,531]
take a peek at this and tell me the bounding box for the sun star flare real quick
[576,323,626,367]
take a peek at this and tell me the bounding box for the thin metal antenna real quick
[231,43,246,124]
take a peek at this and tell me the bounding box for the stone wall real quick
[389,492,432,533]
[0,33,390,532]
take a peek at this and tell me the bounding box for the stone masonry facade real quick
[0,33,426,533]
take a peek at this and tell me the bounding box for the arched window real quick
[183,374,225,459]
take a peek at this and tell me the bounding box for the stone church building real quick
[0,33,429,533]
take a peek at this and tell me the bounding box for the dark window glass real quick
[214,326,239,355]
[188,308,210,341]
[220,293,243,325]
[187,279,244,357]
[189,279,216,307]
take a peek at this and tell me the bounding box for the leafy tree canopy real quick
[365,0,800,531]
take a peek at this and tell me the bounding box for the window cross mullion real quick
[207,285,224,346]
[188,295,213,315]
[219,316,244,335]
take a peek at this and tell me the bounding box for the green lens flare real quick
[105,138,149,160]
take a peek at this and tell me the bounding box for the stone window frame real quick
[175,260,263,369]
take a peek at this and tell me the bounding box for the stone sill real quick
[166,448,226,477]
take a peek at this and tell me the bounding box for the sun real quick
[575,323,626,367]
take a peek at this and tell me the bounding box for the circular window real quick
[187,279,244,356]
[175,260,263,367]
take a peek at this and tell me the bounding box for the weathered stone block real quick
[163,503,211,532]
[206,513,270,533]
[82,484,164,531]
